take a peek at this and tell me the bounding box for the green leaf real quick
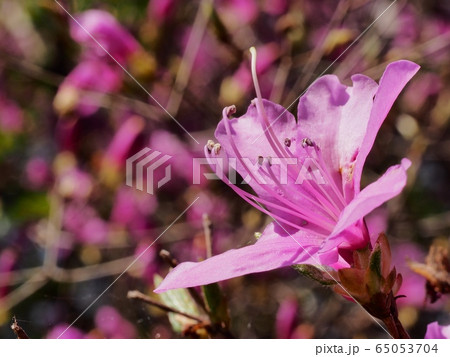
[202,283,230,326]
[153,274,204,333]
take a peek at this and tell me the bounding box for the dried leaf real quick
[408,241,450,303]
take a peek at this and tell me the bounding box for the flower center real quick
[204,48,349,237]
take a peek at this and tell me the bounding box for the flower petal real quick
[354,60,420,192]
[296,74,379,202]
[296,75,349,176]
[338,74,378,165]
[154,223,321,292]
[425,322,450,339]
[338,74,378,201]
[330,159,411,238]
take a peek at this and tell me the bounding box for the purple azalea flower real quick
[425,322,450,339]
[155,58,419,292]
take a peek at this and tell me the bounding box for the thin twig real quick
[159,249,179,268]
[202,213,212,259]
[282,0,350,106]
[158,249,208,314]
[43,190,62,271]
[0,273,48,314]
[166,0,213,116]
[127,290,204,322]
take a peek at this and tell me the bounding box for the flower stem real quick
[381,294,410,339]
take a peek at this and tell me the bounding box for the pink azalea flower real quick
[0,248,17,297]
[103,116,145,170]
[149,130,204,186]
[217,0,258,26]
[54,60,122,116]
[63,202,108,244]
[391,242,428,308]
[110,185,157,235]
[70,10,140,65]
[47,324,85,339]
[0,93,24,133]
[276,298,299,339]
[424,322,450,339]
[148,0,178,24]
[94,306,137,339]
[25,157,51,189]
[155,58,419,292]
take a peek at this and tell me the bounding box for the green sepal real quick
[293,264,338,285]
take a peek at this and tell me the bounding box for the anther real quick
[206,139,215,152]
[301,138,315,148]
[224,105,237,118]
[213,143,221,155]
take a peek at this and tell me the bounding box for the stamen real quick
[248,49,340,222]
[249,47,290,159]
[216,117,336,230]
[206,139,215,152]
[299,138,346,210]
[258,157,336,229]
[204,146,329,236]
[301,138,314,148]
[224,105,236,117]
[213,143,221,155]
[307,144,347,208]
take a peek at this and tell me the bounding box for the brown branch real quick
[0,273,48,314]
[158,249,208,314]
